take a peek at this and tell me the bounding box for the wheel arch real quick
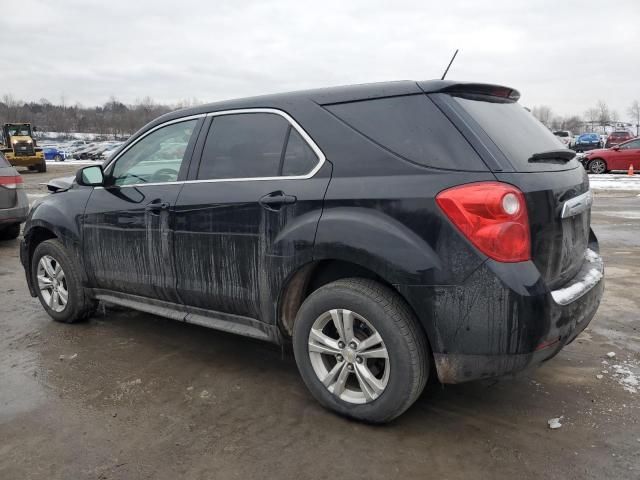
[277,260,436,367]
[23,225,58,296]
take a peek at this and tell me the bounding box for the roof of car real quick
[150,79,519,128]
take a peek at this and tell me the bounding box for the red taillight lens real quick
[436,182,531,263]
[0,175,23,190]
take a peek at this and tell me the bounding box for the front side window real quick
[109,119,197,186]
[621,139,640,150]
[198,113,290,180]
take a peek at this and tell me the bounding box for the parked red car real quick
[605,131,633,148]
[582,137,640,173]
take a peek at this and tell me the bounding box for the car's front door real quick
[82,117,203,302]
[172,110,331,323]
[613,139,640,170]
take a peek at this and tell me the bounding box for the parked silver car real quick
[0,153,29,240]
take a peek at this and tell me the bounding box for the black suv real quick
[21,80,604,422]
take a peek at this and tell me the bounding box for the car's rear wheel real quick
[588,158,607,174]
[32,239,97,323]
[0,223,20,240]
[292,278,429,423]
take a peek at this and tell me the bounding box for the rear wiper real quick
[528,149,576,163]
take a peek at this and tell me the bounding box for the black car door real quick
[172,110,331,323]
[82,116,203,302]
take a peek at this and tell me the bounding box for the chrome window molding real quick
[102,113,207,172]
[99,108,326,189]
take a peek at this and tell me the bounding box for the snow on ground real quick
[45,159,102,166]
[601,358,640,394]
[589,174,640,191]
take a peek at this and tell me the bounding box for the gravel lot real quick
[1,164,639,479]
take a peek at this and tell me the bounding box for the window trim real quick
[101,108,326,188]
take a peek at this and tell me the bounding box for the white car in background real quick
[100,143,123,161]
[553,130,574,148]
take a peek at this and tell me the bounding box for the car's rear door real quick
[82,116,204,302]
[172,110,330,323]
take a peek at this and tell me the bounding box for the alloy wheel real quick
[308,309,390,404]
[590,159,606,174]
[37,255,68,312]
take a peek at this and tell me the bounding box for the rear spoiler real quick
[417,80,521,101]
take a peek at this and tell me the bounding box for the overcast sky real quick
[4,0,639,118]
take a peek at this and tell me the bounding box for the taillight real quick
[0,175,23,189]
[436,182,531,263]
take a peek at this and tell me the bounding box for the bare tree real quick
[610,110,620,128]
[584,108,599,131]
[628,100,640,136]
[0,93,174,138]
[564,115,582,133]
[532,105,553,127]
[596,100,610,127]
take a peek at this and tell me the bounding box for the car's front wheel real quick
[588,158,607,174]
[54,154,63,162]
[292,278,429,423]
[32,239,97,323]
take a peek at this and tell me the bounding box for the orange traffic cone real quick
[628,164,634,176]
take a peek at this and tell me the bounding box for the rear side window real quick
[0,152,9,167]
[282,129,318,176]
[198,113,289,180]
[325,95,485,171]
[453,96,572,171]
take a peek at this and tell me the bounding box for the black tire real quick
[31,239,97,323]
[36,159,47,172]
[0,223,20,240]
[292,278,429,423]
[588,158,607,174]
[54,154,63,162]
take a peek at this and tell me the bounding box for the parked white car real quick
[553,130,574,148]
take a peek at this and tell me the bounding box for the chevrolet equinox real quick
[21,80,605,422]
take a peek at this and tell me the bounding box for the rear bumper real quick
[574,144,600,152]
[398,249,604,384]
[0,190,28,226]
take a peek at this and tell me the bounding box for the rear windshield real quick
[325,95,487,171]
[579,134,598,141]
[451,95,575,171]
[554,131,569,137]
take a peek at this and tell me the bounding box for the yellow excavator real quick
[1,123,46,172]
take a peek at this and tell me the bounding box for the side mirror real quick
[76,165,104,186]
[613,145,620,151]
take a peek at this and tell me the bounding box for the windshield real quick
[451,95,575,171]
[7,124,31,136]
[554,131,569,137]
